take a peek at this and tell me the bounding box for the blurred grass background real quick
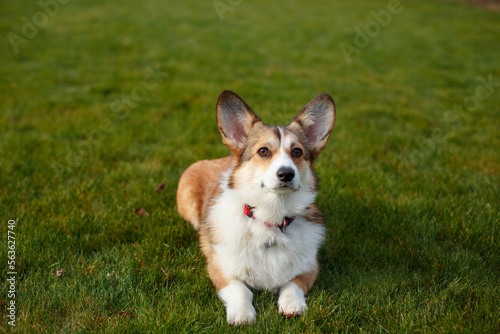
[0,0,499,332]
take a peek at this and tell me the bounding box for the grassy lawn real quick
[1,0,499,332]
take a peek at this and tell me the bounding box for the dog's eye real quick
[292,148,303,158]
[258,147,270,157]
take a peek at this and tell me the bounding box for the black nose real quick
[277,167,295,182]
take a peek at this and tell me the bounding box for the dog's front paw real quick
[218,281,256,325]
[278,296,307,318]
[278,282,308,318]
[226,303,256,325]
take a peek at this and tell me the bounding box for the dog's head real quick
[216,90,335,195]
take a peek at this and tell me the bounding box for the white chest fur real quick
[208,190,325,290]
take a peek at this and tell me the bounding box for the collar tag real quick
[264,240,277,248]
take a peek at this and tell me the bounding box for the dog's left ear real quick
[291,94,336,156]
[216,90,261,151]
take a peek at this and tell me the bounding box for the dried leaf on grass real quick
[134,208,149,217]
[118,311,134,318]
[155,182,166,193]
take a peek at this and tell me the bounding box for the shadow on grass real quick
[316,191,498,293]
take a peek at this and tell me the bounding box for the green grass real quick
[1,0,499,332]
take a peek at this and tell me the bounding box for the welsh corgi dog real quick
[176,91,336,325]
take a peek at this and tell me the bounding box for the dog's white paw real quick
[226,303,256,325]
[218,281,256,325]
[278,296,308,318]
[278,282,308,318]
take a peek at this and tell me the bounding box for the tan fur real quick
[291,261,319,295]
[289,205,323,295]
[176,156,232,229]
[303,204,324,225]
[199,222,230,290]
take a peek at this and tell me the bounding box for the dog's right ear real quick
[216,90,261,151]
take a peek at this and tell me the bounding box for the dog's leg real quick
[200,224,255,325]
[278,261,319,317]
[217,280,256,325]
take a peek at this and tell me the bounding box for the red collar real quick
[243,204,295,232]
